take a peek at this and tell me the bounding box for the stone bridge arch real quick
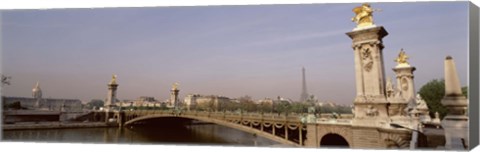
[123,114,300,147]
[315,124,353,148]
[320,133,349,147]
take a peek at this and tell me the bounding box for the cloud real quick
[240,28,349,48]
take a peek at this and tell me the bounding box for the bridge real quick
[86,109,400,148]
[88,10,427,149]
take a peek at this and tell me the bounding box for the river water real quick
[2,123,280,147]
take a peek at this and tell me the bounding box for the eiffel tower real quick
[299,67,309,102]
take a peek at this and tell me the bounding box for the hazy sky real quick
[1,2,469,104]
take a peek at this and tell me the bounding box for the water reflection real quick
[2,124,279,146]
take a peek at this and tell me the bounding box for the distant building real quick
[184,94,199,110]
[138,96,156,102]
[316,102,323,107]
[276,96,293,103]
[2,82,83,112]
[326,101,337,107]
[3,96,83,112]
[183,94,233,111]
[115,96,164,108]
[258,98,275,105]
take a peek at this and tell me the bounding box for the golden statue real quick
[351,3,380,28]
[394,49,409,65]
[110,74,117,84]
[172,82,179,90]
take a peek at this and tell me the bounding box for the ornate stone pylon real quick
[105,74,119,111]
[32,81,42,109]
[346,25,389,127]
[170,82,180,109]
[392,49,416,101]
[389,49,417,127]
[440,56,468,149]
[346,5,413,149]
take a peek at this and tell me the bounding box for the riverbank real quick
[2,122,115,130]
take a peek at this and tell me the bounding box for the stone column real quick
[105,78,118,111]
[304,123,318,147]
[116,111,125,127]
[346,26,390,127]
[170,88,179,109]
[32,82,42,109]
[440,56,468,150]
[393,64,416,101]
[304,107,318,147]
[389,60,417,126]
[105,75,118,123]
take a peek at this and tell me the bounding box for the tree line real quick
[85,95,353,115]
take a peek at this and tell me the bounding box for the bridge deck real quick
[113,110,353,147]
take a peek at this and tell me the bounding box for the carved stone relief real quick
[401,77,408,91]
[361,48,374,72]
[386,77,395,99]
[387,104,408,117]
[381,133,410,149]
[356,95,375,103]
[366,105,379,117]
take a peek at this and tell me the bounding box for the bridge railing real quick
[121,109,353,124]
[122,109,306,123]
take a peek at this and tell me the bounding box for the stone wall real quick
[3,96,83,112]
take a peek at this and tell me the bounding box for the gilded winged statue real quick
[110,74,117,84]
[351,3,381,28]
[394,49,409,65]
[172,82,179,90]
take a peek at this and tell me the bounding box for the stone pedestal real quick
[105,82,118,110]
[170,89,179,108]
[393,64,416,101]
[440,56,468,150]
[416,95,432,124]
[32,82,43,109]
[104,77,118,123]
[389,64,417,127]
[442,119,468,149]
[304,123,318,147]
[346,26,390,127]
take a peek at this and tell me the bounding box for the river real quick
[2,123,280,147]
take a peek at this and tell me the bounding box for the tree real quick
[274,100,290,114]
[290,102,308,113]
[257,101,272,113]
[319,104,335,113]
[222,100,238,112]
[305,95,318,106]
[238,95,257,112]
[86,99,104,110]
[462,86,468,98]
[418,79,447,119]
[418,79,468,119]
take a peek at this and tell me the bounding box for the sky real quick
[0,2,469,105]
